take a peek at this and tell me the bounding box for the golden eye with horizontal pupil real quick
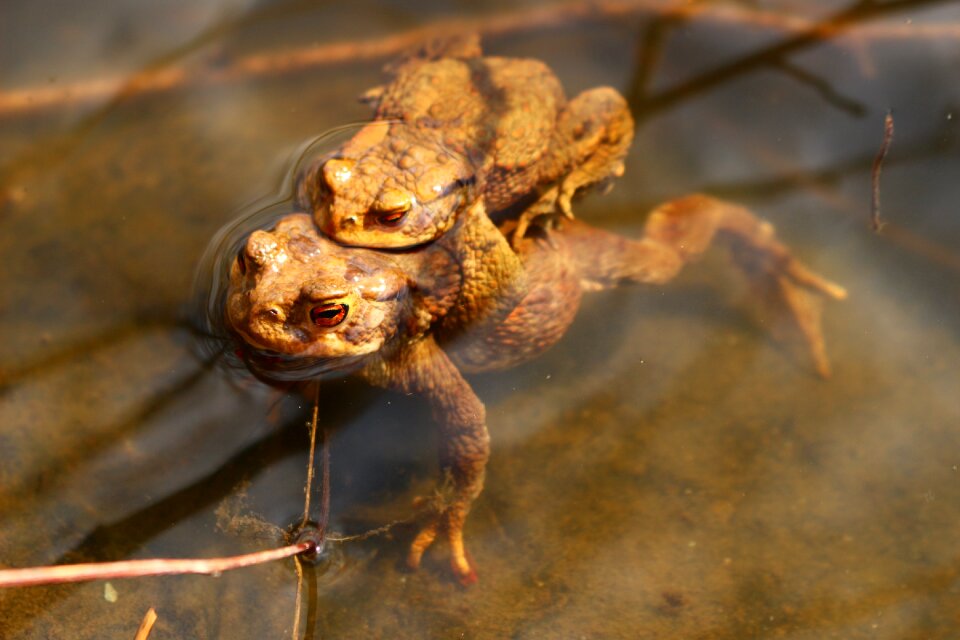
[377,209,407,226]
[310,303,348,327]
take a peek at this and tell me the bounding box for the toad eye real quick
[377,209,407,227]
[310,303,349,327]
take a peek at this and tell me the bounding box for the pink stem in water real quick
[0,542,312,588]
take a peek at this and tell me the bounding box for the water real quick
[2,1,960,637]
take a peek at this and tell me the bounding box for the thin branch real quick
[0,543,311,588]
[634,0,954,118]
[772,59,868,117]
[134,607,158,640]
[0,0,653,118]
[0,420,308,636]
[2,0,959,118]
[871,111,895,232]
[628,6,690,104]
[687,119,960,275]
[325,517,416,543]
[694,132,946,206]
[300,383,321,529]
[292,382,321,640]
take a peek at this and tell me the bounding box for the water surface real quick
[1,1,959,637]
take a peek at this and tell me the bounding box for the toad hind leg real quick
[557,194,847,376]
[362,335,489,585]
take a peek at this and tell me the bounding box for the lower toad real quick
[223,195,844,584]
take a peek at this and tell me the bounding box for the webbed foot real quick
[644,195,846,376]
[407,490,477,585]
[361,336,489,586]
[728,231,847,377]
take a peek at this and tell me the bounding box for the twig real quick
[291,558,304,640]
[300,383,321,529]
[628,5,690,104]
[0,0,652,118]
[1,1,958,118]
[871,111,895,232]
[635,0,952,118]
[292,382,322,640]
[0,543,311,588]
[691,112,960,275]
[772,59,867,117]
[319,424,331,537]
[134,607,158,640]
[325,517,416,543]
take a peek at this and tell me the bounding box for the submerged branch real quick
[871,111,895,232]
[634,0,954,118]
[690,123,960,275]
[292,382,324,640]
[2,0,958,118]
[772,59,868,117]
[299,383,321,530]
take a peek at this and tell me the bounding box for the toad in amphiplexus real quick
[225,195,845,584]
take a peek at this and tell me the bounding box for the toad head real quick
[298,124,476,249]
[225,213,410,380]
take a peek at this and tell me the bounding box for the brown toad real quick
[296,35,633,249]
[224,197,845,585]
[293,37,635,364]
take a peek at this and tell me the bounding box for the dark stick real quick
[300,383,321,529]
[871,111,895,232]
[293,382,325,640]
[635,0,951,119]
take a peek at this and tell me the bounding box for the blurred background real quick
[1,0,959,637]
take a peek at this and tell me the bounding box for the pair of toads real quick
[223,37,846,585]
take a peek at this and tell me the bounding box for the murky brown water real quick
[2,1,960,638]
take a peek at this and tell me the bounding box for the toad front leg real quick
[514,87,634,244]
[363,335,489,585]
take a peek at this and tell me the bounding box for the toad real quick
[294,37,635,356]
[290,36,676,369]
[297,35,632,248]
[224,196,845,585]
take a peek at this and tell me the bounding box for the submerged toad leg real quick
[362,335,489,585]
[513,88,634,245]
[554,195,847,376]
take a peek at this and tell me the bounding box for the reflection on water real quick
[2,1,960,638]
